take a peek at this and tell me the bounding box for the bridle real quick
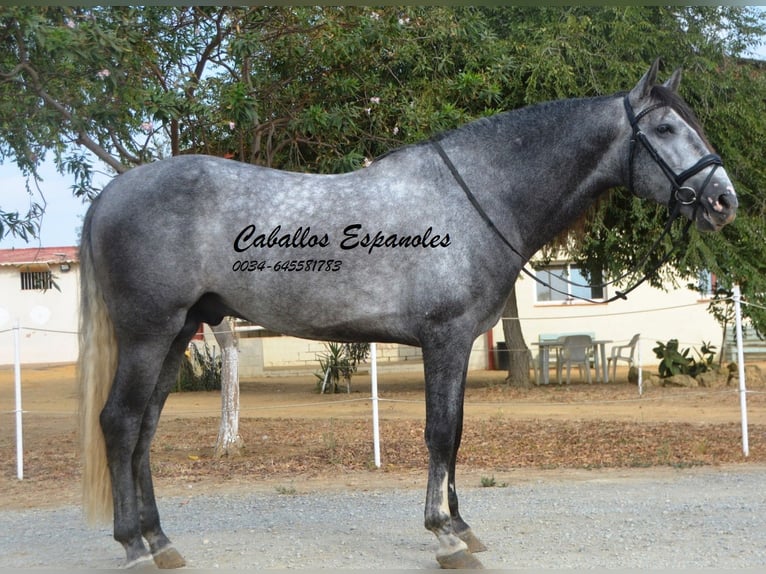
[432,94,726,304]
[623,94,723,216]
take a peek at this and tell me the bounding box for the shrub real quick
[175,341,222,392]
[652,339,716,378]
[315,342,370,393]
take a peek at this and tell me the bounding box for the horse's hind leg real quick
[100,335,195,567]
[422,332,484,569]
[100,335,173,568]
[133,334,195,569]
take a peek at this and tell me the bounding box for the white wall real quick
[0,265,80,366]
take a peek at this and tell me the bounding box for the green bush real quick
[315,342,370,393]
[652,339,716,378]
[175,341,222,392]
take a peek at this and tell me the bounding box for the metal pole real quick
[370,342,381,468]
[733,285,749,457]
[637,338,643,397]
[14,319,24,480]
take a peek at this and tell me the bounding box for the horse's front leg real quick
[447,399,487,554]
[422,338,484,569]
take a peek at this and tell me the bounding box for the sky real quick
[2,35,765,250]
[0,160,93,249]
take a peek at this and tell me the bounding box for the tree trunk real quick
[501,287,533,388]
[211,319,244,457]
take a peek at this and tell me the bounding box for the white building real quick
[489,261,724,377]
[0,246,80,365]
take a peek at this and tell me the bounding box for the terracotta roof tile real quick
[0,246,79,265]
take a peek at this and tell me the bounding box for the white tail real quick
[78,226,118,525]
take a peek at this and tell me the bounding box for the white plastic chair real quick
[608,333,640,382]
[527,348,539,384]
[556,335,594,384]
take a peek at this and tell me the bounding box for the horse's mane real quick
[373,84,711,166]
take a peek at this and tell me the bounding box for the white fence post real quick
[637,338,643,397]
[370,342,381,468]
[732,285,749,457]
[14,319,24,479]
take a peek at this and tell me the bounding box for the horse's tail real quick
[78,200,117,525]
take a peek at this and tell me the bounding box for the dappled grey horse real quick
[79,61,737,569]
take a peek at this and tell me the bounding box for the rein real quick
[431,94,722,305]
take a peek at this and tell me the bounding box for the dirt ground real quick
[1,362,765,512]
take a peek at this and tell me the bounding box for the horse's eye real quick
[656,124,673,135]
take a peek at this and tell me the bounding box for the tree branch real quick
[17,56,126,174]
[108,130,142,166]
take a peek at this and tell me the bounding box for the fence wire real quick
[2,297,763,418]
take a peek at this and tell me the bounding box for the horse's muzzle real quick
[697,184,738,231]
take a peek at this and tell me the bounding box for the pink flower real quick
[140,121,153,134]
[228,121,236,130]
[96,69,110,79]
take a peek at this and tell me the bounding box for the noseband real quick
[623,95,723,215]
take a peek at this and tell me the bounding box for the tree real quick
[483,6,766,373]
[211,320,244,457]
[0,6,252,455]
[500,287,532,387]
[2,6,765,387]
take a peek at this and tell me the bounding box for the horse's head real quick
[624,60,737,231]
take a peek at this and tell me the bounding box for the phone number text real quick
[231,259,343,273]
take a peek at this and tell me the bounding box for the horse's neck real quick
[451,96,626,259]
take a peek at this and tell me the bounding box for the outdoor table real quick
[532,338,612,385]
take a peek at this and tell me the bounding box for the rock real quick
[648,373,665,388]
[744,364,765,388]
[696,369,729,388]
[662,374,699,388]
[746,364,766,387]
[725,363,766,388]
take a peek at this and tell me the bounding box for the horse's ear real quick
[663,68,682,93]
[629,59,661,101]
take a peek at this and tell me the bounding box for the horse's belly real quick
[215,267,422,344]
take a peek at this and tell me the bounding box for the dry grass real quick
[1,364,764,509]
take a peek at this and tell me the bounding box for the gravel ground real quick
[2,465,765,570]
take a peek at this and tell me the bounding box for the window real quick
[696,270,717,299]
[534,263,604,303]
[20,270,54,291]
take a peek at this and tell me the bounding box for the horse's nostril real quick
[719,194,732,209]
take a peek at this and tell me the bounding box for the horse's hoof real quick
[437,548,484,569]
[457,528,487,553]
[152,546,186,569]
